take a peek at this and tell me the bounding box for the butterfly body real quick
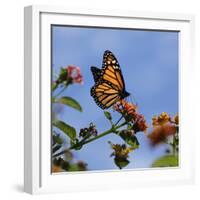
[90,50,130,109]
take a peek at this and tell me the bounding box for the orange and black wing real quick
[101,50,126,92]
[91,79,121,109]
[90,50,129,109]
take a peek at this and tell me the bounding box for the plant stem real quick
[52,149,70,158]
[172,133,177,156]
[73,121,126,148]
[54,86,67,98]
[172,136,175,156]
[52,121,127,158]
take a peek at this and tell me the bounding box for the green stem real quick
[74,121,126,148]
[52,82,58,91]
[172,136,175,156]
[167,133,177,156]
[172,133,177,156]
[54,86,67,98]
[52,121,127,158]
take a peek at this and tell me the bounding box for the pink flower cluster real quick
[66,65,83,84]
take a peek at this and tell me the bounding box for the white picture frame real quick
[24,5,195,194]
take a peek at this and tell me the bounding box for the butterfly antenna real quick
[129,94,138,106]
[114,115,124,126]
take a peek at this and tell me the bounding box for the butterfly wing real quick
[101,50,126,92]
[91,66,102,82]
[91,80,121,109]
[90,50,129,109]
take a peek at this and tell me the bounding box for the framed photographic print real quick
[24,5,195,194]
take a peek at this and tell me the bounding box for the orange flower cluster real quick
[133,114,148,133]
[152,112,171,126]
[66,65,83,84]
[148,112,178,146]
[174,114,179,125]
[113,99,137,115]
[113,99,148,133]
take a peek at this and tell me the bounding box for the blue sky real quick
[52,25,178,170]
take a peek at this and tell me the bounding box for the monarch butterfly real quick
[90,50,130,109]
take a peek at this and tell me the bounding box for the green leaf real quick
[53,120,76,141]
[53,135,63,145]
[152,155,178,167]
[54,96,82,112]
[119,131,139,149]
[114,157,130,169]
[52,96,56,102]
[104,111,112,121]
[68,163,87,171]
[68,164,80,171]
[52,82,58,91]
[59,68,68,82]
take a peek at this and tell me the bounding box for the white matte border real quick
[24,5,195,194]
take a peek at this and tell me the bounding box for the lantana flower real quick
[52,165,64,173]
[174,114,179,125]
[66,65,83,84]
[113,99,137,116]
[77,161,88,171]
[79,123,98,138]
[148,112,178,146]
[55,65,83,87]
[113,99,148,133]
[109,142,134,169]
[133,114,148,132]
[152,112,171,126]
[110,143,133,158]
